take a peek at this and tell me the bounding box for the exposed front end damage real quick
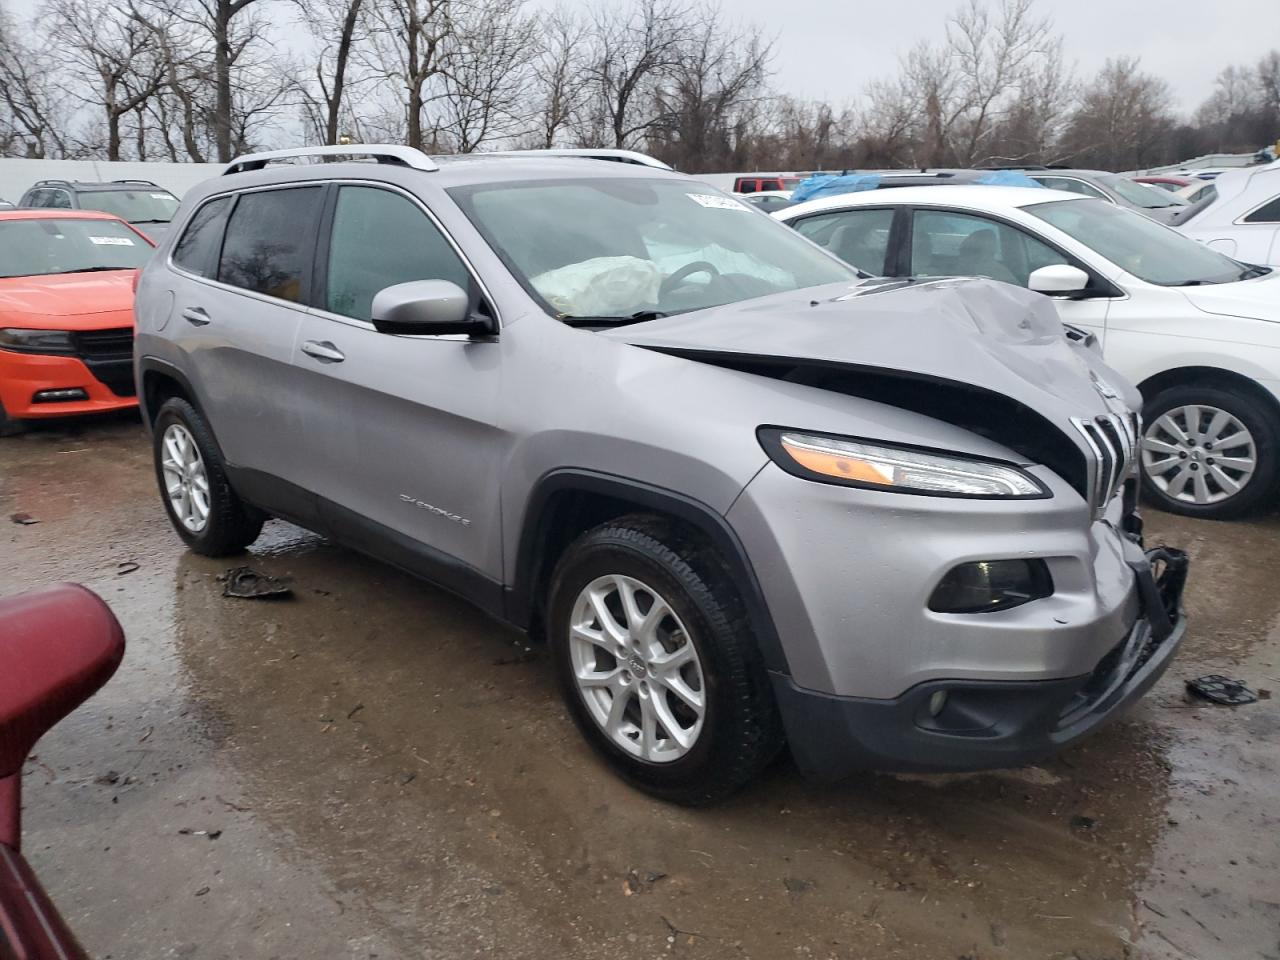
[614,277,1190,775]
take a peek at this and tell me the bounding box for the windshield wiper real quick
[1238,264,1271,281]
[49,266,131,275]
[560,310,668,328]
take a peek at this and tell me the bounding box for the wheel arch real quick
[138,358,201,434]
[506,469,789,674]
[1136,365,1280,421]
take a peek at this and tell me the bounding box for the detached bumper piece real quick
[775,547,1190,780]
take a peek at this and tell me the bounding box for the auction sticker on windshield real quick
[688,193,749,211]
[89,236,135,245]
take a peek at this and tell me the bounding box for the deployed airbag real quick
[531,256,660,317]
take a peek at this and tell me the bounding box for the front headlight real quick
[759,428,1047,498]
[0,328,76,354]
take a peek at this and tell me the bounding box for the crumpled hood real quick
[610,277,1140,424]
[0,271,137,325]
[1179,270,1280,321]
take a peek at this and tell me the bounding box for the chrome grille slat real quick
[1072,414,1136,520]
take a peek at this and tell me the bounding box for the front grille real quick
[71,327,133,361]
[1072,413,1138,519]
[70,327,135,397]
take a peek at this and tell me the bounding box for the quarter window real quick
[172,196,232,278]
[910,209,1070,287]
[1243,196,1280,224]
[324,185,470,321]
[217,187,322,303]
[792,208,894,275]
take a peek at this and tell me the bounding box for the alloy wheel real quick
[568,574,706,763]
[160,422,211,532]
[1142,404,1257,506]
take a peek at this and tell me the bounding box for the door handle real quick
[181,306,211,326]
[301,340,345,363]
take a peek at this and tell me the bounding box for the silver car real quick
[133,146,1189,804]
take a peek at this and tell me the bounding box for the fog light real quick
[32,388,89,403]
[927,690,948,717]
[928,559,1053,614]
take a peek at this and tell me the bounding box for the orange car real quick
[0,210,154,435]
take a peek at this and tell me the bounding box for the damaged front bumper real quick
[774,545,1189,779]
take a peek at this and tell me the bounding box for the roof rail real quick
[459,148,673,170]
[34,179,73,187]
[113,179,161,186]
[223,144,440,176]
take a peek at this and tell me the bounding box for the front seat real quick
[955,230,1020,285]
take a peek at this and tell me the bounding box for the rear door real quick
[168,184,324,514]
[788,207,897,276]
[292,182,506,589]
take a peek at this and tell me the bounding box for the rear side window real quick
[324,185,470,321]
[172,197,232,278]
[218,186,323,303]
[1243,196,1280,224]
[792,208,894,275]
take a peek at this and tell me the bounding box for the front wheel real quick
[547,516,783,805]
[153,397,264,555]
[1140,384,1279,519]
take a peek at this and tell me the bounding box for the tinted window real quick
[792,208,894,275]
[911,209,1069,287]
[173,197,232,278]
[1243,196,1280,224]
[325,186,470,321]
[217,187,322,303]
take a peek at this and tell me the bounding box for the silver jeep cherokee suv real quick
[134,145,1189,805]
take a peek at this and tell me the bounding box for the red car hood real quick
[0,271,136,328]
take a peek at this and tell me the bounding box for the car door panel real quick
[292,183,507,581]
[169,186,323,503]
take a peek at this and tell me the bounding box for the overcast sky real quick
[651,0,1280,115]
[6,0,1278,117]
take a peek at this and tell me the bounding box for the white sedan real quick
[775,185,1280,519]
[1175,159,1280,266]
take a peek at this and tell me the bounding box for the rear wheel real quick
[547,515,783,805]
[1140,384,1279,519]
[153,397,264,555]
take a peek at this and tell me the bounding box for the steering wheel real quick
[660,260,721,299]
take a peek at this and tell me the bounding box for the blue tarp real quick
[791,174,882,204]
[790,169,1045,205]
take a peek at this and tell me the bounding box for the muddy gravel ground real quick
[2,412,1277,960]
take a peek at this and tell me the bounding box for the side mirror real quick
[1028,264,1090,296]
[1,585,124,848]
[370,280,490,336]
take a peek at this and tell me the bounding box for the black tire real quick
[0,400,27,437]
[152,397,264,555]
[547,515,783,805]
[1140,383,1280,520]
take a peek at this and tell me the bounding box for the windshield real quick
[449,178,856,321]
[0,217,152,278]
[78,188,180,223]
[1102,174,1183,208]
[1026,198,1260,285]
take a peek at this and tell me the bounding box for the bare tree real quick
[299,0,369,144]
[366,0,455,149]
[0,7,69,157]
[582,0,689,149]
[526,8,590,148]
[1061,57,1177,169]
[45,0,168,160]
[647,4,772,171]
